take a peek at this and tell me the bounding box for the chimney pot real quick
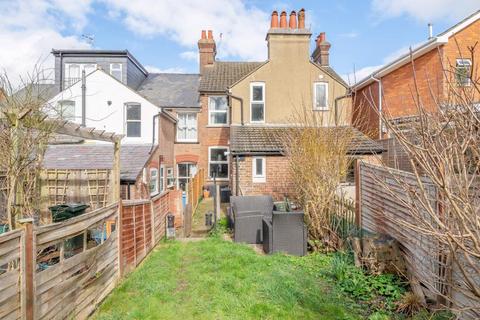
[289,11,297,28]
[208,30,213,39]
[279,11,287,28]
[319,32,326,44]
[201,30,207,39]
[271,11,279,28]
[298,8,305,28]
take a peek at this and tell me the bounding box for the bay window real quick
[208,96,228,125]
[177,112,197,142]
[209,147,229,179]
[250,82,265,123]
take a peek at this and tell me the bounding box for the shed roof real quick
[43,144,152,181]
[199,61,264,92]
[230,125,384,155]
[137,73,200,108]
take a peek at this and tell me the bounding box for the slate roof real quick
[230,125,384,155]
[137,73,200,108]
[43,144,153,181]
[14,83,59,102]
[199,62,264,92]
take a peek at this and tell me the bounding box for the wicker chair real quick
[262,211,307,256]
[229,196,274,244]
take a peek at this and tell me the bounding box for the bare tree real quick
[0,69,58,230]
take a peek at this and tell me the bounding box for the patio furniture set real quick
[227,195,307,256]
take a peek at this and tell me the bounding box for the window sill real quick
[206,124,230,128]
[175,141,199,144]
[207,177,229,181]
[252,178,266,183]
[313,108,329,112]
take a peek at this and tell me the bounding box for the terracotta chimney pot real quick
[271,11,279,28]
[201,30,207,40]
[289,11,297,28]
[207,30,213,39]
[298,8,305,28]
[279,11,287,28]
[319,32,326,43]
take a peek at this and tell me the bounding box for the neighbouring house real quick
[352,10,480,141]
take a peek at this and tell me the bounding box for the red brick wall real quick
[231,155,296,201]
[173,94,230,185]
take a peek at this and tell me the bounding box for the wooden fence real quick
[0,189,180,319]
[187,168,204,213]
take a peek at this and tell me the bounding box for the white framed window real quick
[208,96,228,125]
[56,100,76,121]
[166,167,174,187]
[252,157,266,183]
[313,82,328,110]
[208,147,229,180]
[250,82,265,123]
[177,163,197,191]
[64,63,96,88]
[149,168,158,195]
[110,63,123,82]
[159,165,165,193]
[456,59,472,86]
[177,112,197,142]
[125,103,141,137]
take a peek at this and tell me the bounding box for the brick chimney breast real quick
[271,11,279,28]
[279,11,287,28]
[312,32,331,66]
[198,30,216,74]
[298,8,305,28]
[289,11,297,28]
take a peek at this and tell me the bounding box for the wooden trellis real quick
[86,169,110,210]
[44,169,71,206]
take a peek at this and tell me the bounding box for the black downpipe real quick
[59,52,63,92]
[227,93,244,125]
[235,155,239,196]
[81,70,86,126]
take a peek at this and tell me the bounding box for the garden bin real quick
[49,203,89,222]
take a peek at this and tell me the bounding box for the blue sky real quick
[1,0,479,87]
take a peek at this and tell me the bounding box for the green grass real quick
[93,237,366,320]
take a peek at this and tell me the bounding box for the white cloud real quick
[180,51,198,62]
[102,0,270,61]
[145,65,187,73]
[0,0,92,89]
[371,0,480,23]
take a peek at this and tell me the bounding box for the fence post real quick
[19,218,34,320]
[150,198,155,246]
[117,200,124,278]
[354,160,362,228]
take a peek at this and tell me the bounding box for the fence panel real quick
[0,229,23,320]
[34,203,119,320]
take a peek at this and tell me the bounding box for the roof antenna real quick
[428,23,433,39]
[82,34,95,46]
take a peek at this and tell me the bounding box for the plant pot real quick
[203,190,210,198]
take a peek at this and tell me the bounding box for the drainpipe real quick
[334,91,352,126]
[370,75,382,139]
[235,155,240,196]
[227,91,244,125]
[59,52,63,91]
[150,111,161,153]
[81,70,86,126]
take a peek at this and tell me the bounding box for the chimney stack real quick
[198,29,216,74]
[289,11,297,28]
[279,11,287,28]
[298,8,305,28]
[271,11,279,28]
[312,32,331,66]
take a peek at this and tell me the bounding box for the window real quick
[166,167,174,187]
[125,103,141,137]
[110,63,122,81]
[313,82,328,110]
[208,96,228,125]
[149,168,158,195]
[159,165,165,193]
[177,163,197,191]
[252,157,266,183]
[250,82,265,123]
[456,59,472,86]
[177,112,197,142]
[64,63,96,88]
[209,147,229,179]
[56,100,76,121]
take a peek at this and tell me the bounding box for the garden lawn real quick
[92,237,366,320]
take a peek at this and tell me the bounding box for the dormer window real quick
[64,63,96,88]
[250,82,265,123]
[313,82,328,110]
[110,63,122,82]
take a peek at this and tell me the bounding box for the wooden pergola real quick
[47,119,124,201]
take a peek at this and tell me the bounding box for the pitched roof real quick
[230,125,384,155]
[137,73,200,108]
[313,63,348,88]
[14,83,59,102]
[43,144,153,181]
[199,61,264,92]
